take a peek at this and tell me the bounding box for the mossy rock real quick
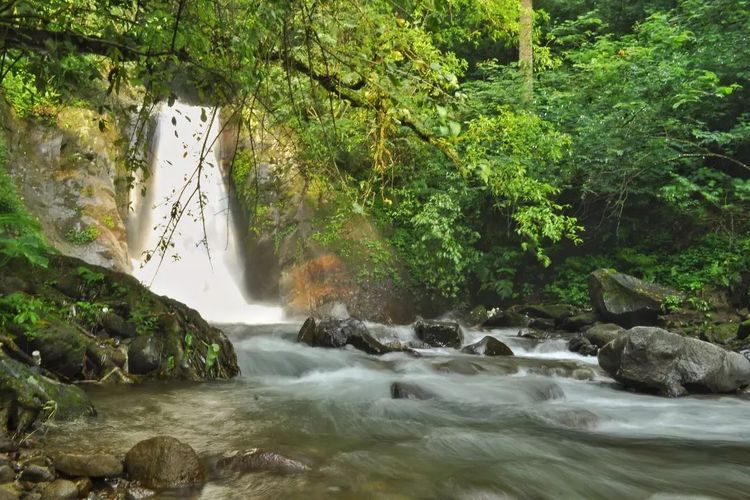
[0,350,94,433]
[588,269,678,328]
[2,254,239,382]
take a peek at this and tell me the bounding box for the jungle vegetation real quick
[1,0,748,311]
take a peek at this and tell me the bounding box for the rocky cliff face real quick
[1,101,146,272]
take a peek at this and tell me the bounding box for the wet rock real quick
[41,479,77,500]
[216,449,309,474]
[127,335,163,375]
[54,452,123,478]
[585,323,624,348]
[527,361,596,380]
[296,317,393,355]
[572,368,596,381]
[588,269,677,327]
[568,336,598,356]
[124,436,204,489]
[561,311,598,332]
[461,336,514,356]
[19,465,55,483]
[101,312,137,339]
[540,409,599,430]
[517,328,549,341]
[598,326,750,397]
[390,382,435,400]
[0,465,14,483]
[0,351,95,433]
[517,304,576,324]
[125,486,155,500]
[738,319,750,341]
[483,310,526,328]
[528,317,555,330]
[526,381,565,401]
[296,318,316,345]
[413,320,463,349]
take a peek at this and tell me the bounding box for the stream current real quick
[45,323,750,499]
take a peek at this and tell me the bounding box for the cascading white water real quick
[128,102,284,324]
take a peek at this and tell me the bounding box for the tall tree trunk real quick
[519,0,533,103]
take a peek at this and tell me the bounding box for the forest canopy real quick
[2,0,749,309]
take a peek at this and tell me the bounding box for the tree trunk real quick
[519,0,533,102]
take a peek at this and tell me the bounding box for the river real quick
[43,323,750,499]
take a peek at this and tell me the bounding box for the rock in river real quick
[390,382,436,400]
[461,336,514,356]
[216,449,309,474]
[297,317,393,355]
[598,326,750,397]
[413,320,463,349]
[125,436,204,490]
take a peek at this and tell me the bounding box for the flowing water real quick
[45,324,750,499]
[82,100,750,499]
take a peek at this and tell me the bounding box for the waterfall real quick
[127,102,284,324]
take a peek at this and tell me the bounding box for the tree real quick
[519,0,534,102]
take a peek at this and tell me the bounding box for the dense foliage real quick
[1,0,748,311]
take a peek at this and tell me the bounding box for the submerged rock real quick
[390,382,436,400]
[461,336,514,356]
[124,436,205,490]
[588,269,677,327]
[413,320,463,349]
[296,317,393,355]
[53,452,123,478]
[216,449,309,475]
[598,326,750,397]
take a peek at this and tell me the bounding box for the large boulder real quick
[588,269,677,327]
[296,317,392,355]
[461,336,514,356]
[124,436,205,490]
[1,254,240,382]
[413,320,463,349]
[598,326,750,397]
